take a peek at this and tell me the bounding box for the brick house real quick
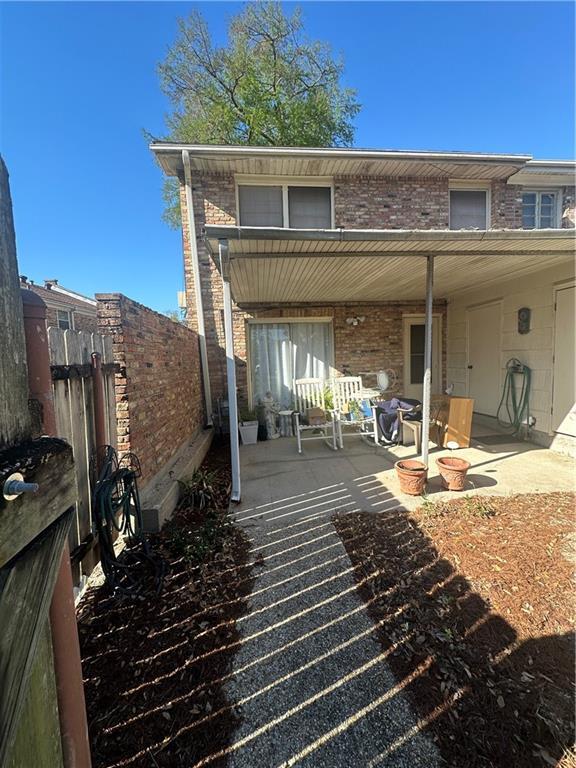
[20,277,97,332]
[151,144,575,497]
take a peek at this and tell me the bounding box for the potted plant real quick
[436,456,471,491]
[238,408,259,445]
[395,459,428,495]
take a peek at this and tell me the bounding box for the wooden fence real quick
[48,328,117,592]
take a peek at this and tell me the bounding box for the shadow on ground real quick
[334,483,575,768]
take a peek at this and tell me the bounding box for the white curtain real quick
[250,322,332,408]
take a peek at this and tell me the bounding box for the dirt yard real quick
[77,445,253,768]
[333,491,575,768]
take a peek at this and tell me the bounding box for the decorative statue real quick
[261,391,280,440]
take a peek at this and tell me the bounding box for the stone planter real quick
[239,421,259,445]
[395,459,428,496]
[436,456,471,491]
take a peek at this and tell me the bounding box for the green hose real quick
[496,358,531,435]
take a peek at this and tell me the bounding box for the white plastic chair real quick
[330,376,378,448]
[293,378,338,454]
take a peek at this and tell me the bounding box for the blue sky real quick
[1,1,574,313]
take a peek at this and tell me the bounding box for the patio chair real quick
[398,404,423,452]
[293,378,338,454]
[330,376,378,448]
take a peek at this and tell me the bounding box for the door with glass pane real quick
[402,316,442,399]
[249,321,333,408]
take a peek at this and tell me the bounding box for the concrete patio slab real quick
[220,429,574,767]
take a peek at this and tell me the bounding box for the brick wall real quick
[96,293,204,485]
[233,302,448,407]
[334,177,450,229]
[180,170,571,411]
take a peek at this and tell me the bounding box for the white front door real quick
[402,316,442,399]
[467,301,501,416]
[552,285,576,436]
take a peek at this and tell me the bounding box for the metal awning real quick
[205,226,575,303]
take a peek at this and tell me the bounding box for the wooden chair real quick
[293,378,338,454]
[330,376,378,448]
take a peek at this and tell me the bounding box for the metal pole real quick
[219,240,241,502]
[182,149,213,426]
[421,255,434,467]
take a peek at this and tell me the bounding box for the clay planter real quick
[436,456,471,491]
[395,460,428,496]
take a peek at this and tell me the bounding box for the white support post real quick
[219,240,241,502]
[182,150,213,426]
[421,255,435,467]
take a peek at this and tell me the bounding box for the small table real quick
[278,410,294,437]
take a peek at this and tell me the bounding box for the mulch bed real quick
[333,492,575,768]
[77,443,253,768]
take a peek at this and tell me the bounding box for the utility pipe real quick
[182,149,213,426]
[421,255,435,468]
[21,289,92,768]
[219,240,241,502]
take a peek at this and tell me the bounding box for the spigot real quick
[3,472,39,501]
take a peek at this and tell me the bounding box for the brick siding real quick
[96,293,204,485]
[180,170,572,411]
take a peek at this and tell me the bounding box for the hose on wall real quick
[496,358,532,435]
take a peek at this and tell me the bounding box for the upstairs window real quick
[449,190,488,230]
[57,309,72,330]
[238,182,332,228]
[522,191,558,229]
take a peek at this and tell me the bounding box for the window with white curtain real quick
[449,190,488,229]
[238,183,332,228]
[249,321,333,408]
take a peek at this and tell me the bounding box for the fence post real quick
[91,352,106,472]
[21,290,92,768]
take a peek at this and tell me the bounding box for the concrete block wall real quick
[96,293,204,484]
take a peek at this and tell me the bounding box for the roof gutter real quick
[150,142,532,166]
[204,224,571,243]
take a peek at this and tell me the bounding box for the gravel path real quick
[219,443,441,768]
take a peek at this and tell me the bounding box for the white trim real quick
[551,279,576,435]
[246,316,333,324]
[448,185,491,229]
[246,317,335,409]
[521,189,562,229]
[56,308,74,331]
[402,312,443,398]
[235,177,335,228]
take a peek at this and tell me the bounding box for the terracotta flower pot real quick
[436,456,471,491]
[395,460,428,496]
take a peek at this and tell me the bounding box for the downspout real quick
[421,255,434,468]
[182,149,213,426]
[219,240,241,502]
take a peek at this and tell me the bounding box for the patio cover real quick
[205,225,574,501]
[204,226,575,304]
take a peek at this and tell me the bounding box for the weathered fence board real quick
[48,326,116,591]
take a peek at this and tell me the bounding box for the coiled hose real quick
[496,358,531,435]
[92,446,166,596]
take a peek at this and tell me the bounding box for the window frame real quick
[448,181,491,230]
[245,316,335,408]
[521,189,561,229]
[56,309,73,330]
[236,175,335,229]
